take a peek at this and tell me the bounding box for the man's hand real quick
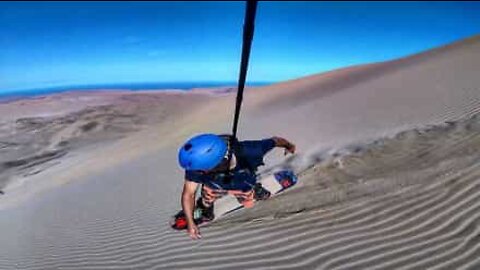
[272,136,296,155]
[187,224,202,240]
[283,142,296,155]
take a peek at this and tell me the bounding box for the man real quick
[178,133,296,239]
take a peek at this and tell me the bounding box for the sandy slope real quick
[241,35,480,156]
[0,90,216,200]
[0,35,480,269]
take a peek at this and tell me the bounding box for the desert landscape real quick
[0,35,479,269]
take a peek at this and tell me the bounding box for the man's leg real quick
[228,183,271,208]
[198,185,227,220]
[229,189,255,208]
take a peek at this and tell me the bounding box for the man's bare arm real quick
[272,136,296,155]
[182,180,201,239]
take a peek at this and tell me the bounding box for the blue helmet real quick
[178,133,228,171]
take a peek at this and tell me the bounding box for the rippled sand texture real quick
[158,114,480,270]
[0,35,479,269]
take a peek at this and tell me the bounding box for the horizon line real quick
[0,81,275,96]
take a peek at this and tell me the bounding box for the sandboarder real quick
[178,133,296,239]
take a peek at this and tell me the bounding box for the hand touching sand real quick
[188,224,202,240]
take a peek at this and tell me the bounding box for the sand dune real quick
[241,35,480,156]
[0,90,214,195]
[0,35,480,269]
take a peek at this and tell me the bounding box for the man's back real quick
[185,138,276,191]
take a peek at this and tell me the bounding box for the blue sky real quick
[1,1,479,92]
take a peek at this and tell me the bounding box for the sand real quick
[0,35,479,269]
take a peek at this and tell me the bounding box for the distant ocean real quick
[0,81,271,101]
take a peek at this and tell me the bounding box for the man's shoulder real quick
[239,137,274,146]
[239,137,275,153]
